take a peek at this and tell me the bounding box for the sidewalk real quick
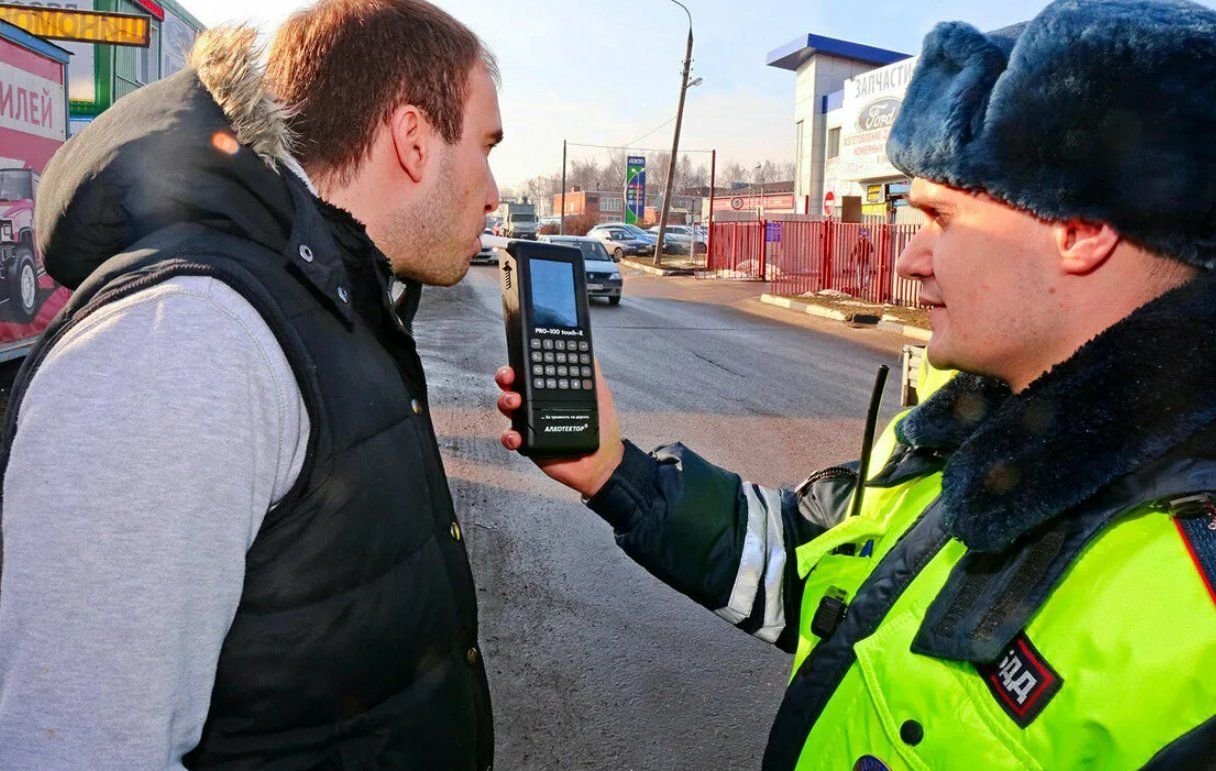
[619,256,931,342]
[760,293,931,342]
[619,257,702,276]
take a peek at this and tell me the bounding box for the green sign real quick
[625,156,646,225]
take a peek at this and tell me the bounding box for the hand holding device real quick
[500,240,600,457]
[495,364,624,498]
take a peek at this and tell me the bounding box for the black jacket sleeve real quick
[586,440,858,653]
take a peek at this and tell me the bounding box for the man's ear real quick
[389,104,432,184]
[1052,220,1121,276]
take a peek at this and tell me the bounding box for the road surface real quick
[420,264,910,770]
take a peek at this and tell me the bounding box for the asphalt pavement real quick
[418,264,908,770]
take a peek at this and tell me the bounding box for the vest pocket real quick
[852,608,1041,771]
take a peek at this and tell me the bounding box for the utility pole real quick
[707,148,716,265]
[653,1,693,267]
[560,139,567,236]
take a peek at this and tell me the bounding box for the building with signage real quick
[819,56,924,223]
[554,188,706,226]
[710,180,797,221]
[5,0,205,134]
[767,34,908,217]
[767,33,925,222]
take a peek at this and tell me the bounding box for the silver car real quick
[648,225,707,254]
[586,225,653,260]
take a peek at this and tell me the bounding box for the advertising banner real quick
[4,1,97,103]
[713,193,796,213]
[625,155,645,225]
[0,30,69,356]
[0,4,150,46]
[838,56,917,181]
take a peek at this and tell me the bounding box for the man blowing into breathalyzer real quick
[497,0,1216,767]
[0,1,503,768]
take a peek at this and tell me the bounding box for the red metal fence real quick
[708,219,924,308]
[707,221,765,277]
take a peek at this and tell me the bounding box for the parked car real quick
[586,225,653,260]
[539,235,623,305]
[649,225,707,254]
[595,222,657,245]
[472,229,496,264]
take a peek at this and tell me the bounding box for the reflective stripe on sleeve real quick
[715,484,787,642]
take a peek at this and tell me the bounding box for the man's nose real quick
[485,170,501,213]
[896,225,934,281]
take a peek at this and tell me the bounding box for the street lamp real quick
[754,163,765,219]
[653,0,695,267]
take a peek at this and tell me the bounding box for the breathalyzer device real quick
[499,239,600,457]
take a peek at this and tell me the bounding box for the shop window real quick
[129,24,161,85]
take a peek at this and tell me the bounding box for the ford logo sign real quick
[856,97,902,132]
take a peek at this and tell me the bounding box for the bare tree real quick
[511,154,793,211]
[523,172,561,215]
[719,161,748,189]
[687,162,710,189]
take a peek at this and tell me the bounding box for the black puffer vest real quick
[1,67,492,769]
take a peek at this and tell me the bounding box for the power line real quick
[622,115,676,149]
[565,140,714,155]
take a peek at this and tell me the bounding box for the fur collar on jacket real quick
[898,271,1216,553]
[189,25,296,169]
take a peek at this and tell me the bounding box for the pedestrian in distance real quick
[847,226,876,295]
[0,1,503,768]
[497,0,1216,767]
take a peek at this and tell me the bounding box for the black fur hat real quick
[887,0,1216,269]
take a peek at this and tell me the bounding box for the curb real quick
[878,319,932,342]
[760,294,931,341]
[620,258,695,277]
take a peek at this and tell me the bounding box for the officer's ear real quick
[389,103,436,185]
[1053,220,1121,276]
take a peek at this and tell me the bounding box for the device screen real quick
[529,258,579,328]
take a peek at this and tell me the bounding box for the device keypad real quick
[529,334,594,391]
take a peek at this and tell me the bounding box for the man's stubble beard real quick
[381,153,471,287]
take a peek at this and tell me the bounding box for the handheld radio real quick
[499,239,600,457]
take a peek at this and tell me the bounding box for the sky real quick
[191,0,1216,190]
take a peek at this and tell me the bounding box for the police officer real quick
[498,0,1216,767]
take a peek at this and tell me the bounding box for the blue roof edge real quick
[767,33,908,71]
[0,20,72,65]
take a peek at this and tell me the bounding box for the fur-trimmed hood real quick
[36,27,300,289]
[898,270,1216,552]
[188,26,295,169]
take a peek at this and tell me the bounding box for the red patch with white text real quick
[975,632,1062,728]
